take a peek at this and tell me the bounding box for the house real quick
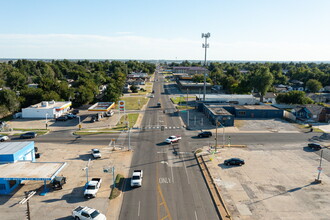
[293,105,325,122]
[253,92,277,104]
[321,86,330,93]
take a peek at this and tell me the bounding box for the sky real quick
[0,0,330,61]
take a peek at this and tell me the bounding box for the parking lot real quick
[204,144,330,219]
[7,109,121,131]
[0,142,132,220]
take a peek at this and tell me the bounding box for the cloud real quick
[0,34,329,61]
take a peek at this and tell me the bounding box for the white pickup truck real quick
[84,178,102,198]
[130,170,143,187]
[165,135,182,144]
[72,206,106,220]
[91,148,101,159]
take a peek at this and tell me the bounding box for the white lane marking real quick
[138,201,140,216]
[171,163,174,183]
[159,177,171,184]
[195,210,198,220]
[183,155,190,184]
[157,152,166,154]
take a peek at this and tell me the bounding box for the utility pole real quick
[315,149,324,183]
[186,88,189,110]
[19,191,36,220]
[215,118,218,152]
[202,32,211,101]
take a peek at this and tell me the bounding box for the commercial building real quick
[201,103,283,126]
[196,94,259,105]
[0,142,66,195]
[22,100,72,119]
[202,105,234,126]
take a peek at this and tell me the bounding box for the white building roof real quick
[23,101,71,110]
[0,161,66,181]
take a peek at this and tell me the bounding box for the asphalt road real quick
[119,73,220,220]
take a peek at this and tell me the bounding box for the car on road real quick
[157,102,161,107]
[0,135,9,142]
[91,149,101,159]
[198,131,212,138]
[131,170,143,187]
[308,143,322,150]
[72,206,106,220]
[165,135,182,144]
[150,94,154,98]
[224,158,245,166]
[20,132,37,139]
[56,116,68,121]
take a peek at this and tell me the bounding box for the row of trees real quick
[168,61,330,104]
[0,60,156,118]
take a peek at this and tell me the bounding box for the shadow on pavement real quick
[67,154,93,161]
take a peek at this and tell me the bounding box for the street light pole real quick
[45,113,48,129]
[202,32,211,102]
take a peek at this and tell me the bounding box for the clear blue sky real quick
[1,0,329,61]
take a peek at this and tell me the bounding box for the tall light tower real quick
[202,32,210,101]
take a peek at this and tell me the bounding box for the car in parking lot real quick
[72,109,80,115]
[198,131,212,138]
[308,143,322,150]
[66,113,77,119]
[0,135,9,142]
[224,158,245,166]
[56,116,68,121]
[20,132,37,139]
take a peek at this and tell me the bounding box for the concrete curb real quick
[195,153,232,220]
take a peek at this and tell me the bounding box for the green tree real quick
[306,79,322,93]
[250,67,274,102]
[0,89,20,112]
[20,87,44,107]
[192,74,204,83]
[276,91,313,104]
[42,91,62,101]
[75,85,94,105]
[130,85,138,93]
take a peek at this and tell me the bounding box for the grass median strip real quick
[109,174,124,200]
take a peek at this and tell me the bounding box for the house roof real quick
[295,105,324,115]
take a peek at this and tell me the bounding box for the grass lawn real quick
[171,96,195,104]
[109,174,124,200]
[118,97,148,110]
[176,106,195,110]
[116,113,139,129]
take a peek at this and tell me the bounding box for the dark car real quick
[90,116,96,123]
[72,109,80,115]
[224,158,245,166]
[56,116,68,121]
[157,102,161,107]
[51,176,66,190]
[308,143,322,150]
[20,132,37,139]
[66,113,77,119]
[198,131,212,138]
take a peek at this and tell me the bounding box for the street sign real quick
[318,167,322,171]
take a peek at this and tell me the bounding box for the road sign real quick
[318,167,323,171]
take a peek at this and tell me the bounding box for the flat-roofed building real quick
[22,100,72,119]
[0,142,66,195]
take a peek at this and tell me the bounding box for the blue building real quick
[0,142,36,194]
[0,142,66,195]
